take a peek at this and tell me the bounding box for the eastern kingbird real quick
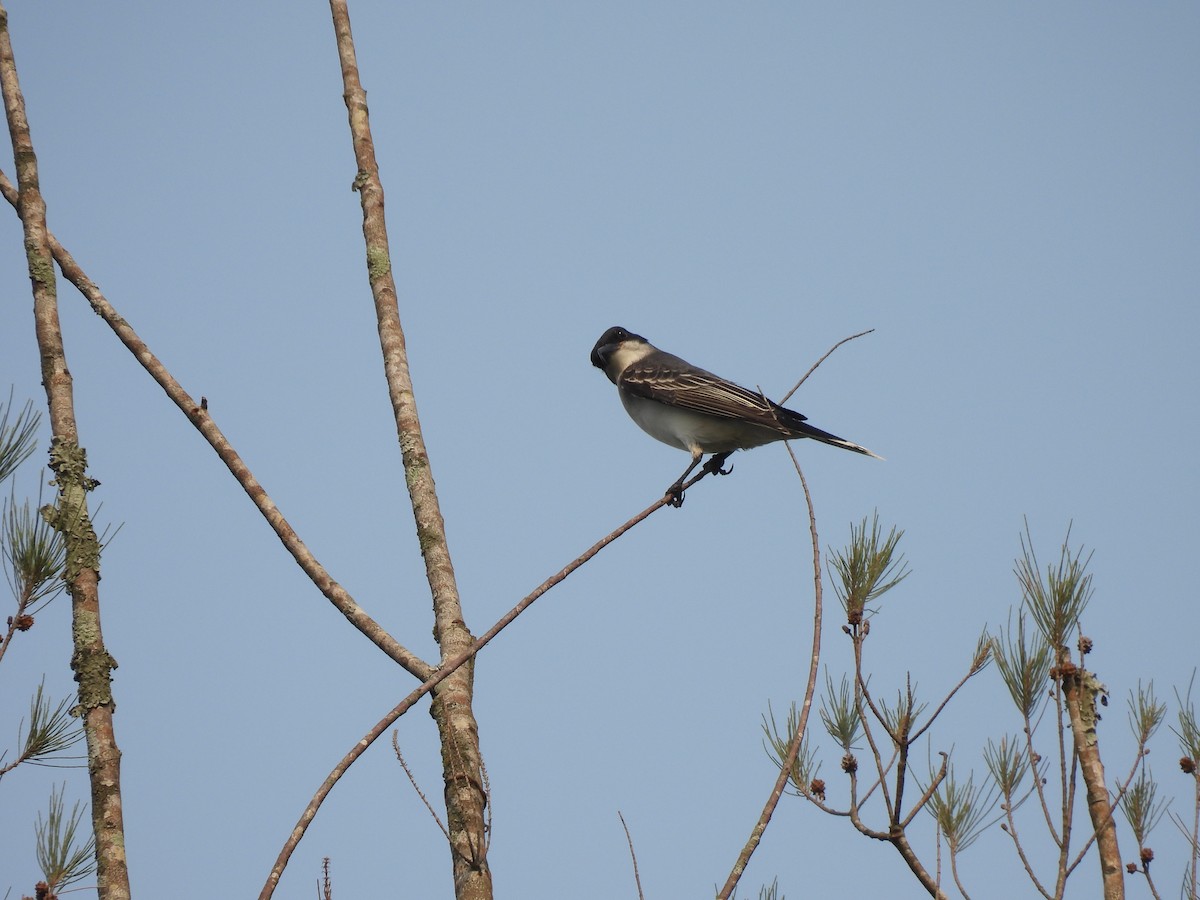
[591,326,881,505]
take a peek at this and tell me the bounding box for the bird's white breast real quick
[618,389,782,454]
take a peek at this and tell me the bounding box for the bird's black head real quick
[590,326,644,369]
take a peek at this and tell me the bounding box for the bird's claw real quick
[702,453,734,478]
[666,454,733,507]
[666,481,686,507]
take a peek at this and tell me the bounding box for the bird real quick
[590,325,881,505]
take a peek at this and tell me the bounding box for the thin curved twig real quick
[900,752,949,829]
[852,640,898,820]
[715,328,873,898]
[856,746,900,809]
[392,732,450,842]
[779,329,874,405]
[715,443,822,899]
[618,811,645,900]
[910,662,989,745]
[1023,707,1061,848]
[950,845,972,900]
[1001,776,1057,899]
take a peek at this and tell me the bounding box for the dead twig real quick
[618,811,645,900]
[317,857,332,900]
[779,329,874,405]
[716,444,823,899]
[392,732,450,843]
[715,329,872,898]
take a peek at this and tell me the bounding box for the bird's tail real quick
[790,420,884,460]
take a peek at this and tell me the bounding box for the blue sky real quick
[1,3,1197,897]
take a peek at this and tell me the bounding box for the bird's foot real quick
[665,480,686,508]
[703,452,734,477]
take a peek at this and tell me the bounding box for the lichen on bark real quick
[41,437,102,582]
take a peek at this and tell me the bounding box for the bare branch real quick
[901,751,949,830]
[888,830,949,900]
[0,165,433,682]
[949,847,972,900]
[999,782,1055,900]
[779,329,875,405]
[851,649,898,819]
[392,732,450,843]
[715,443,823,899]
[319,858,332,900]
[618,812,645,900]
[260,490,674,899]
[320,13,494,881]
[0,7,130,895]
[845,769,890,840]
[910,639,993,746]
[857,746,900,809]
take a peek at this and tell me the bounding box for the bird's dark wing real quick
[618,350,807,431]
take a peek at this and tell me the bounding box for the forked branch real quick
[259,487,682,899]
